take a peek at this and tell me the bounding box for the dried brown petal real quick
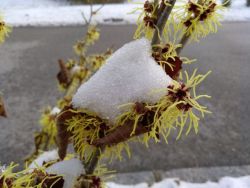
[0,96,7,117]
[134,102,148,115]
[164,56,183,79]
[56,105,75,160]
[57,59,71,87]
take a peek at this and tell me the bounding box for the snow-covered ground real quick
[107,176,250,188]
[0,0,250,27]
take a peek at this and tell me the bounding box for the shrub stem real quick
[151,0,177,47]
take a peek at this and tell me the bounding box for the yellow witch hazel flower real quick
[0,15,11,44]
[38,107,59,148]
[176,0,224,41]
[73,25,100,56]
[0,163,63,188]
[66,109,132,162]
[117,69,211,146]
[66,111,106,162]
[76,163,114,188]
[147,69,211,141]
[133,0,160,40]
[86,26,100,46]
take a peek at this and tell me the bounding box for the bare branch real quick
[176,34,189,55]
[82,3,105,26]
[85,146,105,174]
[151,0,177,47]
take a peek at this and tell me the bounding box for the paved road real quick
[0,23,250,172]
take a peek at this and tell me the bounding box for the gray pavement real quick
[0,23,250,173]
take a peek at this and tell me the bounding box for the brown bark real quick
[92,120,151,147]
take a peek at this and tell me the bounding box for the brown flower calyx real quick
[164,56,183,79]
[143,15,157,28]
[74,175,102,188]
[168,83,192,111]
[185,1,217,24]
[32,170,64,188]
[134,102,149,115]
[0,176,14,188]
[0,96,7,117]
[144,0,154,13]
[57,59,71,88]
[152,45,182,79]
[75,41,86,52]
[184,19,192,27]
[89,176,101,188]
[152,51,162,62]
[0,22,6,31]
[188,1,200,17]
[161,44,170,54]
[199,2,216,21]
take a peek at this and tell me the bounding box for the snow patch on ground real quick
[107,176,250,188]
[0,0,69,9]
[0,0,250,27]
[107,182,148,188]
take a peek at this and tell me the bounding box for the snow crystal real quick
[71,65,81,75]
[46,158,84,188]
[72,38,172,124]
[51,106,61,115]
[0,165,6,173]
[106,182,148,188]
[29,150,58,169]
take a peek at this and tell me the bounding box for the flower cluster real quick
[115,70,211,147]
[57,26,112,93]
[176,0,224,41]
[26,24,112,164]
[134,0,162,39]
[74,26,100,56]
[0,163,63,188]
[0,15,11,44]
[152,43,183,79]
[75,164,113,188]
